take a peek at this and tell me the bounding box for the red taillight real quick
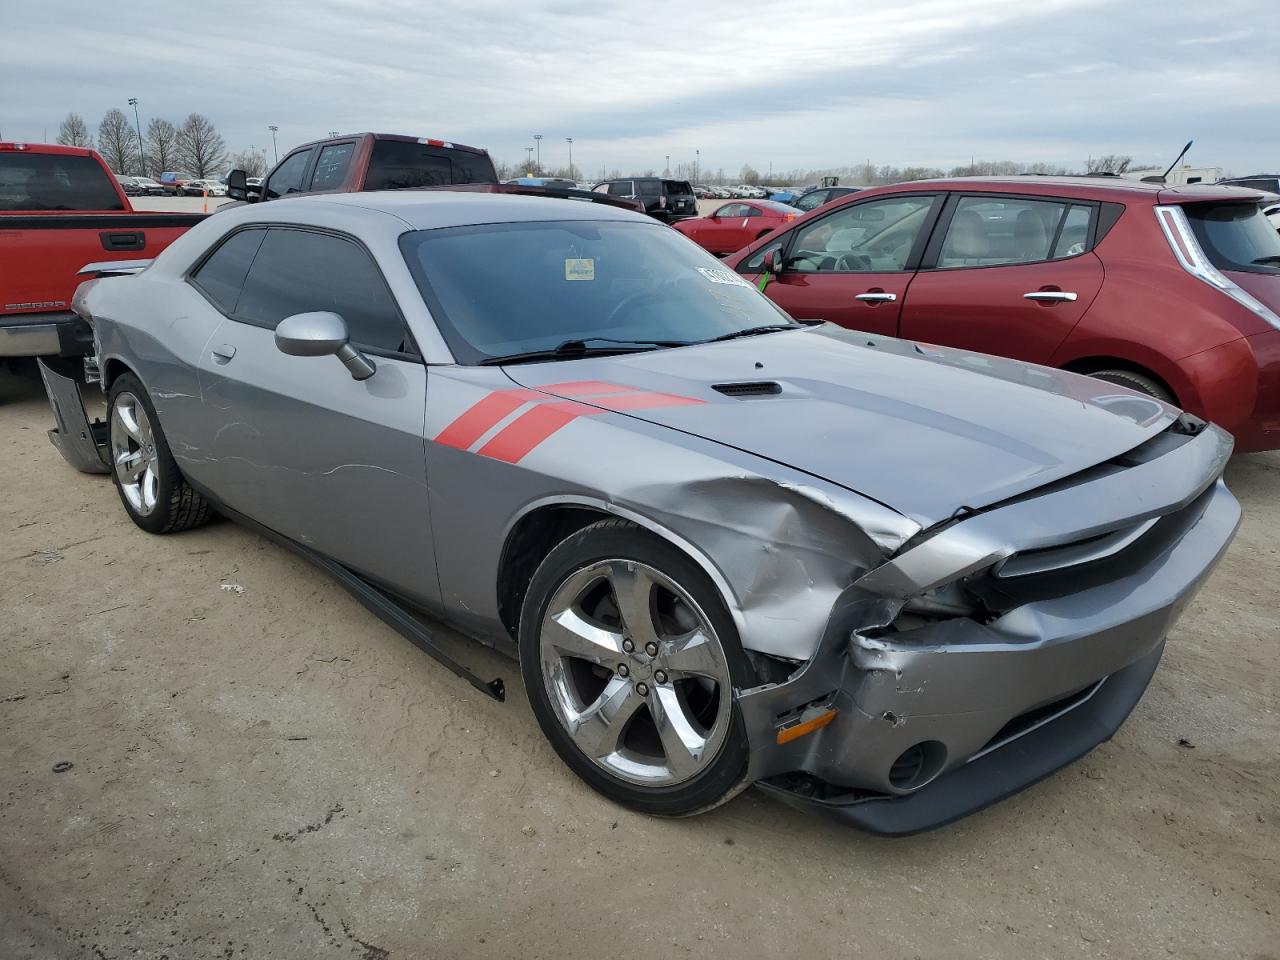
[659,196,666,208]
[0,142,28,151]
[417,137,454,148]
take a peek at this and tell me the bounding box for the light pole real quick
[127,98,145,175]
[533,134,543,174]
[695,149,700,184]
[525,146,534,171]
[566,137,573,179]
[665,154,670,175]
[268,125,279,163]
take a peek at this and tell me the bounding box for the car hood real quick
[504,326,1178,527]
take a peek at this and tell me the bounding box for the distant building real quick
[1122,165,1223,186]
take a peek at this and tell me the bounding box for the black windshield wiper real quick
[478,337,689,366]
[702,324,797,344]
[1251,255,1280,265]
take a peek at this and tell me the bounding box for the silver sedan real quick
[48,190,1240,833]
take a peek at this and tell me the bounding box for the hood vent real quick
[712,381,782,398]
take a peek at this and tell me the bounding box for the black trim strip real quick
[0,214,207,230]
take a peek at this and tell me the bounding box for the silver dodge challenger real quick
[45,190,1240,833]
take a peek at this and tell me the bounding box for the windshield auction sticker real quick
[697,266,752,287]
[564,259,595,281]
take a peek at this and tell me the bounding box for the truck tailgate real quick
[1,213,202,315]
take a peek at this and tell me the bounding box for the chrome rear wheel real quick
[109,391,160,516]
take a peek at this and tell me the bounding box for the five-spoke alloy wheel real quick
[521,520,751,816]
[106,373,213,534]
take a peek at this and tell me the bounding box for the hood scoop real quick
[712,381,782,398]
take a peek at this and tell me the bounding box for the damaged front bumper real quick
[737,426,1240,835]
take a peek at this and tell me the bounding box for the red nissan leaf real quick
[724,176,1280,452]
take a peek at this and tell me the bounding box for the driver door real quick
[760,193,942,334]
[191,225,439,607]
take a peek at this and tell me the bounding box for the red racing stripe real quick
[434,388,542,450]
[590,392,705,411]
[476,400,603,463]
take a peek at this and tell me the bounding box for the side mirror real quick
[226,169,248,202]
[762,249,784,274]
[274,311,376,381]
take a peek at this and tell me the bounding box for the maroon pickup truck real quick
[1,142,204,362]
[228,133,500,201]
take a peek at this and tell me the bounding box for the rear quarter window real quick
[0,153,125,211]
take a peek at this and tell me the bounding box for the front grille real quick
[970,680,1103,762]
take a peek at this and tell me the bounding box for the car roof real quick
[873,175,1272,203]
[263,189,648,229]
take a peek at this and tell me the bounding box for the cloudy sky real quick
[3,0,1277,178]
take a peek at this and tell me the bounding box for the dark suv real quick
[593,177,697,221]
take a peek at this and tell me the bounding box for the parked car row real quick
[114,174,166,196]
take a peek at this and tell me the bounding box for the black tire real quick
[106,373,214,534]
[519,519,753,817]
[1086,368,1175,404]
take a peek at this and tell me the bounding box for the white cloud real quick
[2,0,1276,177]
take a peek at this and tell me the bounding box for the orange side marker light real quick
[776,707,838,745]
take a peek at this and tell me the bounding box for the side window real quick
[1052,205,1094,258]
[788,195,937,273]
[937,196,1068,269]
[714,203,743,217]
[233,229,411,354]
[743,205,764,218]
[739,237,785,273]
[190,229,268,313]
[264,149,314,199]
[592,183,610,194]
[309,142,355,192]
[607,181,632,197]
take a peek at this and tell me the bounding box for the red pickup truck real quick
[1,142,204,361]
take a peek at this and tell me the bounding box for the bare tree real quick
[228,148,268,178]
[57,112,94,149]
[145,118,179,177]
[97,109,139,174]
[176,113,227,178]
[1086,154,1132,175]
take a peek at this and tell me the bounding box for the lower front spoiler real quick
[755,639,1163,836]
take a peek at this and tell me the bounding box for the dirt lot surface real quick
[1,367,1277,959]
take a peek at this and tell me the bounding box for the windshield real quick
[1184,202,1280,275]
[400,219,795,364]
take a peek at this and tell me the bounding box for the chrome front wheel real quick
[538,557,735,788]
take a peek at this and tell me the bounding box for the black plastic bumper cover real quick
[755,639,1164,836]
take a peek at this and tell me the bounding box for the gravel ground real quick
[1,365,1277,960]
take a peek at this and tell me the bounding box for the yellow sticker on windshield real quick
[565,258,595,281]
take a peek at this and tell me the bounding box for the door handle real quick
[1023,291,1078,302]
[99,231,145,252]
[855,292,897,303]
[211,344,236,363]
